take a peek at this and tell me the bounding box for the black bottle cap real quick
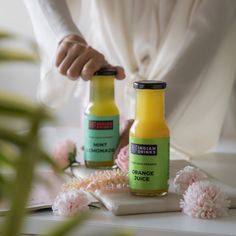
[94,68,117,76]
[133,80,167,89]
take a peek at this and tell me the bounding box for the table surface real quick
[1,127,236,236]
[19,208,236,236]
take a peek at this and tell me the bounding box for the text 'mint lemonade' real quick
[84,69,119,168]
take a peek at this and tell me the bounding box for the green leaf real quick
[0,174,7,188]
[0,32,13,39]
[0,31,39,62]
[0,152,14,166]
[0,49,37,62]
[0,127,27,147]
[2,147,38,236]
[0,141,17,166]
[0,92,37,115]
[0,92,52,121]
[0,91,56,236]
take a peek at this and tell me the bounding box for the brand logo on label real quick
[89,120,113,130]
[131,143,157,156]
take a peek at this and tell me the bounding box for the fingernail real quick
[68,75,77,80]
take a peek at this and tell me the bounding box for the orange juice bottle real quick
[84,69,119,168]
[129,81,169,196]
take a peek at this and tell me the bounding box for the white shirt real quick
[24,0,236,156]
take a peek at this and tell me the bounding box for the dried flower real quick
[180,181,230,219]
[173,166,207,194]
[115,145,129,173]
[52,189,90,216]
[63,169,128,192]
[52,139,77,169]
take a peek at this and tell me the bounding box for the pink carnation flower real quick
[180,181,230,219]
[52,189,90,216]
[173,166,207,194]
[52,139,77,169]
[115,145,129,173]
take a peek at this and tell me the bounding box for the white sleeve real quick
[24,0,83,108]
[24,0,82,43]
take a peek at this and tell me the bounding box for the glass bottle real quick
[129,81,170,196]
[84,69,119,168]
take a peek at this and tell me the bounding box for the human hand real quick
[114,119,134,159]
[55,34,125,81]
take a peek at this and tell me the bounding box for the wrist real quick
[59,34,87,46]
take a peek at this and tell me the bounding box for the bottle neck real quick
[90,76,115,102]
[136,89,165,122]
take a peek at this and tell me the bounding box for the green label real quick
[129,137,169,190]
[84,115,119,162]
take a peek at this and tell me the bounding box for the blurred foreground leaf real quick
[0,92,54,236]
[0,92,51,120]
[0,30,39,62]
[0,49,37,62]
[0,30,104,236]
[0,31,12,39]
